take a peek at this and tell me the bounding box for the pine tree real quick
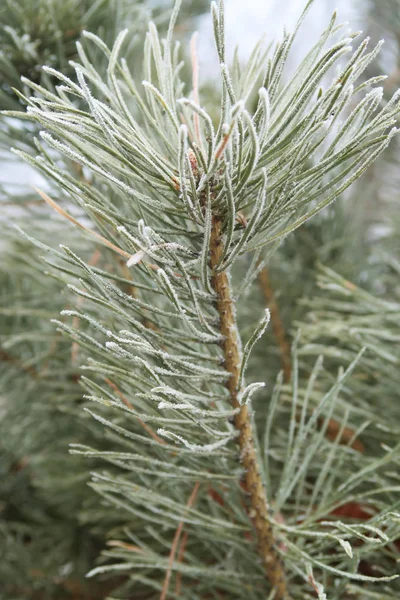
[1,1,400,599]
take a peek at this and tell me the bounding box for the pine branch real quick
[3,0,400,596]
[257,264,364,452]
[175,530,189,596]
[0,347,39,379]
[210,216,288,599]
[257,265,292,383]
[103,377,166,445]
[160,482,200,600]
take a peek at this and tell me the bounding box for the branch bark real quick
[258,266,364,452]
[0,348,39,379]
[258,266,292,383]
[209,216,288,600]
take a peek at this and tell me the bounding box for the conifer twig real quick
[258,266,365,453]
[210,217,288,599]
[0,348,39,379]
[104,377,166,445]
[33,188,180,276]
[174,530,189,596]
[160,482,200,600]
[321,415,365,452]
[258,265,292,383]
[33,187,131,259]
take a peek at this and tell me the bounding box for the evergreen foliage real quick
[0,0,156,110]
[1,0,400,598]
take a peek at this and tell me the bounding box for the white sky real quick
[197,0,361,75]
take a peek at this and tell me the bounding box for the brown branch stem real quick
[258,265,292,383]
[0,348,39,379]
[174,530,189,596]
[209,217,288,600]
[104,377,166,446]
[160,482,200,600]
[257,266,364,453]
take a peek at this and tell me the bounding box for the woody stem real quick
[258,265,292,383]
[209,216,288,600]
